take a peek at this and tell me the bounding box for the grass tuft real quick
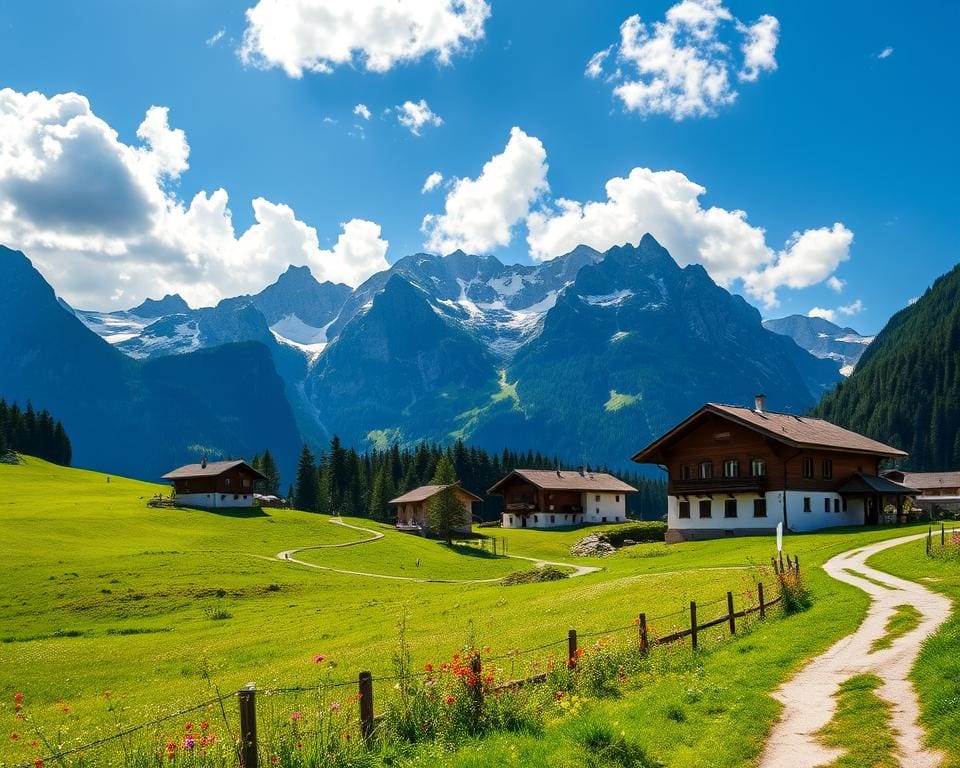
[870,604,923,653]
[818,674,898,768]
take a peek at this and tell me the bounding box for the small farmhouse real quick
[488,469,637,529]
[632,396,916,542]
[162,458,265,509]
[389,484,480,536]
[882,470,960,515]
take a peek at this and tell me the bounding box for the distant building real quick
[882,470,960,514]
[162,458,265,509]
[632,395,916,542]
[389,484,480,536]
[487,469,637,529]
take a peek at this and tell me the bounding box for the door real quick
[865,495,879,525]
[522,514,527,528]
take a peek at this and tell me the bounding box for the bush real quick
[501,566,571,586]
[778,570,812,615]
[568,715,665,768]
[604,522,668,546]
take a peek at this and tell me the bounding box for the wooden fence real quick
[232,563,797,768]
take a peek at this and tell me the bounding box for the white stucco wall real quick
[176,492,254,508]
[502,511,582,529]
[582,492,627,523]
[785,491,862,531]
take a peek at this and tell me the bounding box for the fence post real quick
[358,671,374,743]
[771,556,779,575]
[793,555,800,575]
[690,601,698,651]
[942,523,945,547]
[727,591,736,635]
[567,628,578,669]
[638,613,648,654]
[470,655,483,722]
[238,684,258,768]
[758,582,765,620]
[779,551,785,573]
[927,530,932,556]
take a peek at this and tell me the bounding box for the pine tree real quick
[368,467,390,522]
[259,449,281,495]
[427,454,462,544]
[294,444,321,512]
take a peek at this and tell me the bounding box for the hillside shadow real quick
[442,541,505,560]
[186,506,270,519]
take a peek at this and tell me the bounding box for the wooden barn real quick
[162,458,265,509]
[390,484,480,536]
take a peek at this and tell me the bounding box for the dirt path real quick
[272,518,602,583]
[758,532,951,768]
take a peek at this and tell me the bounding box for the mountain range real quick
[3,235,844,478]
[762,314,873,375]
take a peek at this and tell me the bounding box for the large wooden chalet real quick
[389,484,479,536]
[883,470,960,514]
[632,396,917,542]
[488,469,637,529]
[162,458,265,509]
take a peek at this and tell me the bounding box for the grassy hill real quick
[0,457,943,767]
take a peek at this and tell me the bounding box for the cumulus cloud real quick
[876,46,894,59]
[422,127,548,254]
[808,300,863,324]
[827,275,845,292]
[588,0,780,120]
[525,165,852,307]
[0,88,388,308]
[353,103,371,120]
[239,0,491,78]
[421,171,443,193]
[396,99,443,135]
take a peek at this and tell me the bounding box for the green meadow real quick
[0,456,951,767]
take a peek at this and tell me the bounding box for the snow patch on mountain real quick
[583,289,635,307]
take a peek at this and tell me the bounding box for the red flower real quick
[444,695,456,706]
[313,654,326,664]
[10,733,19,741]
[34,760,43,768]
[200,721,209,731]
[424,663,434,672]
[13,693,24,704]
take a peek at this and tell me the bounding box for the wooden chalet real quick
[162,458,265,509]
[883,470,960,514]
[487,469,637,529]
[389,484,480,537]
[632,395,916,542]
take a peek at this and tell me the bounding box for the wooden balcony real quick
[670,477,768,496]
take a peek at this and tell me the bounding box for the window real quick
[842,497,848,512]
[243,478,251,488]
[234,494,239,500]
[678,501,691,519]
[595,507,600,515]
[751,459,766,477]
[699,499,712,518]
[834,498,841,513]
[700,461,713,479]
[724,499,737,518]
[507,515,513,525]
[802,458,814,479]
[723,459,740,478]
[615,495,620,502]
[753,498,767,517]
[681,464,692,480]
[803,497,812,513]
[534,516,538,523]
[550,515,555,524]
[595,495,601,502]
[822,460,833,480]
[225,478,231,486]
[824,498,831,514]
[602,517,607,523]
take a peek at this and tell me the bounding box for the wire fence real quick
[12,557,800,768]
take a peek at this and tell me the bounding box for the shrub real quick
[778,570,812,615]
[568,715,665,768]
[501,566,571,586]
[604,522,668,546]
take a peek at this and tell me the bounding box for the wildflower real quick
[296,741,303,749]
[34,760,43,768]
[103,691,112,699]
[15,704,22,712]
[424,663,434,672]
[14,693,24,704]
[200,721,209,731]
[10,733,19,741]
[313,654,326,664]
[290,712,303,721]
[61,705,71,714]
[444,695,456,706]
[31,740,39,748]
[328,701,341,713]
[183,736,195,750]
[185,722,193,731]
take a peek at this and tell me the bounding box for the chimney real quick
[201,454,207,469]
[556,469,562,478]
[579,466,585,477]
[754,394,766,415]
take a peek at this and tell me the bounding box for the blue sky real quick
[0,0,956,333]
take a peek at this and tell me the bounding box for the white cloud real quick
[423,127,548,254]
[827,275,845,292]
[239,0,491,78]
[396,99,443,135]
[589,0,780,120]
[421,171,444,193]
[526,165,852,307]
[353,103,371,120]
[0,88,388,308]
[585,46,612,79]
[877,46,894,59]
[808,299,863,324]
[206,29,226,46]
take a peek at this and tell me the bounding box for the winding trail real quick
[758,532,951,768]
[271,518,602,584]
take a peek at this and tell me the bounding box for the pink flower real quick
[328,701,341,713]
[183,736,195,750]
[313,654,326,664]
[290,712,302,721]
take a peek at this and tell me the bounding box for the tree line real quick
[289,436,667,522]
[0,398,72,465]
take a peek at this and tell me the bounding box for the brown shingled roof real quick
[632,403,907,464]
[888,471,960,490]
[388,484,482,505]
[162,459,266,480]
[487,469,638,495]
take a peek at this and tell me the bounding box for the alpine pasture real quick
[0,457,947,767]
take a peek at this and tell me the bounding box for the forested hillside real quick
[815,264,960,470]
[291,437,667,522]
[0,398,72,465]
